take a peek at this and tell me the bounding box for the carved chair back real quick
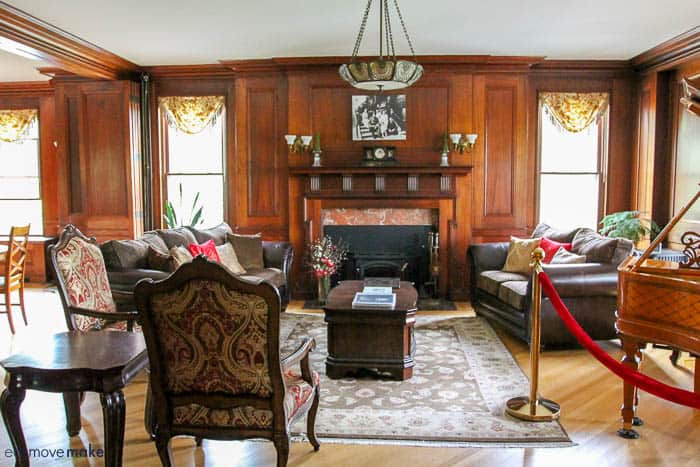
[48,224,117,331]
[134,256,287,439]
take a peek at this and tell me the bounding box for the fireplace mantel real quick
[290,165,472,199]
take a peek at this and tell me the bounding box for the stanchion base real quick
[505,396,561,421]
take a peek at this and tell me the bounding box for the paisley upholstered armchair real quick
[134,255,320,467]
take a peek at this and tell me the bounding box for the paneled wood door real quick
[55,80,143,240]
[472,74,528,240]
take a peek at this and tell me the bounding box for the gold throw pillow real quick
[216,243,246,275]
[502,236,542,274]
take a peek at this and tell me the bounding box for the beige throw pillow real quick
[502,236,542,274]
[216,243,246,275]
[550,247,587,264]
[169,245,193,269]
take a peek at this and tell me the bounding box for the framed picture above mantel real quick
[352,95,407,141]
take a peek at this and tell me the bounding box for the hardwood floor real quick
[0,288,698,466]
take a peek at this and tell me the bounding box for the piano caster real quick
[618,428,640,439]
[632,416,644,426]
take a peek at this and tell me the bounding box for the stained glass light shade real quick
[340,59,423,91]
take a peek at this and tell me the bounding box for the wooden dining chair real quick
[0,224,30,334]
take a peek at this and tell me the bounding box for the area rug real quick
[280,313,573,447]
[302,297,457,311]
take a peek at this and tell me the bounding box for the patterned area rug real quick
[280,313,572,447]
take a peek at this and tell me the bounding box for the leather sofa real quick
[468,223,633,347]
[100,223,294,311]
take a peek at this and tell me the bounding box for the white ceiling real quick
[3,0,700,66]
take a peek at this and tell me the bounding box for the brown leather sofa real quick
[100,223,294,310]
[468,223,633,347]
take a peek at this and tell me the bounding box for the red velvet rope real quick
[538,271,700,409]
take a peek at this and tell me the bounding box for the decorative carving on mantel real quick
[289,165,471,199]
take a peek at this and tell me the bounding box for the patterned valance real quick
[0,109,38,143]
[540,92,609,133]
[159,96,224,134]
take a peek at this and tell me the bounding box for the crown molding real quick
[0,1,140,80]
[632,26,700,73]
[219,55,547,74]
[142,64,235,80]
[0,80,53,96]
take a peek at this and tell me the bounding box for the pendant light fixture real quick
[339,0,423,91]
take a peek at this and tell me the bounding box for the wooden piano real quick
[616,186,700,438]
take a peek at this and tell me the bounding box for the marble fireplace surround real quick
[321,208,438,226]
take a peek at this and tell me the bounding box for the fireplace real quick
[324,224,435,295]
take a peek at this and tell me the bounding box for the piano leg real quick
[619,336,642,439]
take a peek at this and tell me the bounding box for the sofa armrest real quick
[541,262,618,297]
[468,242,509,274]
[108,268,171,290]
[262,241,294,279]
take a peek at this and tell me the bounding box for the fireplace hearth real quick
[324,225,435,295]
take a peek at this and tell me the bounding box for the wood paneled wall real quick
[54,80,143,240]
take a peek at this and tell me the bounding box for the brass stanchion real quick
[505,247,561,421]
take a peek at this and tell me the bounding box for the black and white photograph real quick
[352,95,407,141]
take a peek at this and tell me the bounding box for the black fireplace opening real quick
[324,225,435,296]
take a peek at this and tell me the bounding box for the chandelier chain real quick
[384,0,396,58]
[393,0,416,56]
[352,0,374,58]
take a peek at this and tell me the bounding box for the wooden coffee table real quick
[323,280,418,380]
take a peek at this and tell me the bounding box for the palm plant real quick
[163,183,204,228]
[598,211,660,244]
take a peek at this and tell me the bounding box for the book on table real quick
[363,277,400,288]
[362,286,393,295]
[352,292,397,310]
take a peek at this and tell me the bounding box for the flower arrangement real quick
[307,235,349,279]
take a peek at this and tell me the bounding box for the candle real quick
[314,133,321,152]
[442,132,449,153]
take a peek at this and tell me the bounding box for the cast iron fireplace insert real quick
[323,225,435,295]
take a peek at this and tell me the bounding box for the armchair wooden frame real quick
[134,256,320,467]
[48,224,139,332]
[1,224,30,334]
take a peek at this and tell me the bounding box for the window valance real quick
[159,96,224,134]
[540,92,608,133]
[0,109,38,143]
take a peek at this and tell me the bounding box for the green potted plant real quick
[163,183,204,228]
[598,210,661,246]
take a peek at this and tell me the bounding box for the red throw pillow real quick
[188,240,221,262]
[540,236,572,264]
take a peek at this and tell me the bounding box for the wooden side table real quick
[0,331,148,467]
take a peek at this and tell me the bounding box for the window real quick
[538,95,608,231]
[162,104,225,229]
[0,118,42,234]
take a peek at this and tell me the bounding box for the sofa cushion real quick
[216,243,246,275]
[551,247,587,264]
[238,267,285,288]
[188,223,233,246]
[147,246,174,272]
[498,281,528,310]
[477,270,529,296]
[531,223,579,243]
[540,237,571,264]
[141,231,169,254]
[572,228,618,263]
[228,233,264,270]
[158,227,198,249]
[503,236,541,274]
[188,240,221,262]
[101,239,149,270]
[170,245,193,269]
